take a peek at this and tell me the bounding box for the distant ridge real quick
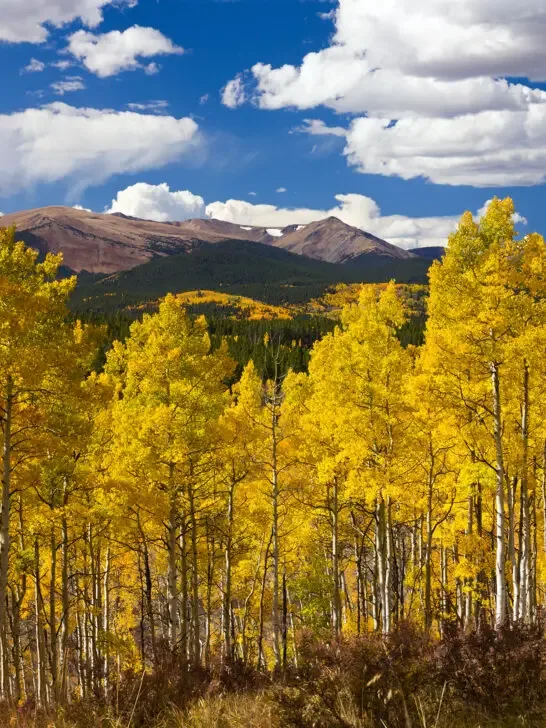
[410,246,445,261]
[0,205,416,274]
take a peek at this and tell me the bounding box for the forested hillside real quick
[71,238,430,313]
[2,198,546,727]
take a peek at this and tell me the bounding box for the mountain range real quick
[0,205,417,274]
[0,205,437,311]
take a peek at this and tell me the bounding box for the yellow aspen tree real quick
[0,227,76,700]
[104,294,233,662]
[288,283,411,634]
[425,198,546,627]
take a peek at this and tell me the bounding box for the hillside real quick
[1,205,416,273]
[410,246,445,260]
[72,238,431,313]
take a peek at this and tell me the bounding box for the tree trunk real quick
[0,376,13,658]
[223,478,234,664]
[519,362,531,622]
[376,497,391,634]
[35,539,47,707]
[464,493,473,630]
[167,489,178,652]
[179,523,188,666]
[136,512,157,666]
[491,361,506,627]
[509,476,519,622]
[271,405,281,670]
[102,547,111,700]
[188,480,200,669]
[331,478,342,636]
[50,524,59,703]
[60,488,70,704]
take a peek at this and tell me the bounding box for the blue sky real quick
[1,0,545,248]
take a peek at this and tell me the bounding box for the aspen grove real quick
[2,197,546,706]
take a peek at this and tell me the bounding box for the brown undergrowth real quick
[1,622,544,728]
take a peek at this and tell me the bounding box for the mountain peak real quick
[275,216,415,263]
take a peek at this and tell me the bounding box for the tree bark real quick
[491,361,507,627]
[518,362,531,622]
[0,376,13,659]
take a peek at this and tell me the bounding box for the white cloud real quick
[329,0,546,82]
[67,26,183,78]
[252,53,546,118]
[0,103,201,195]
[73,204,91,211]
[276,187,287,193]
[300,118,347,137]
[52,60,73,71]
[248,192,257,197]
[336,108,546,187]
[200,93,210,105]
[205,193,527,249]
[242,1,546,117]
[0,0,134,44]
[107,182,205,221]
[101,183,466,247]
[50,76,86,95]
[22,58,45,73]
[223,0,546,186]
[221,75,246,108]
[144,62,160,75]
[127,100,169,113]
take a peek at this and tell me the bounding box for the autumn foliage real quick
[1,199,546,724]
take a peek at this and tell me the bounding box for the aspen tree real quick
[425,199,546,627]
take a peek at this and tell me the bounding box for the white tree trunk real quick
[491,362,506,627]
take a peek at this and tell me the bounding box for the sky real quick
[0,0,545,248]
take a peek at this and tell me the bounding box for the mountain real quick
[276,217,415,263]
[0,206,415,273]
[0,206,279,274]
[410,246,445,261]
[71,238,431,314]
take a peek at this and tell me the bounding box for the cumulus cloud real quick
[314,108,546,187]
[205,193,497,249]
[107,182,205,221]
[221,75,246,108]
[0,0,134,44]
[71,182,530,249]
[67,26,183,78]
[0,103,201,196]
[102,183,464,247]
[247,0,546,115]
[252,54,546,119]
[276,187,287,193]
[224,0,546,186]
[206,193,528,249]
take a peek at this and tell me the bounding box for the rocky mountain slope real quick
[276,217,414,263]
[0,206,416,273]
